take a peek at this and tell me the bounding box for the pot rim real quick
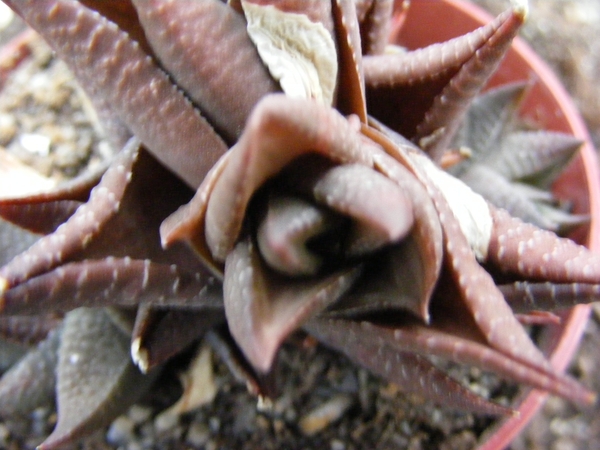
[391,1,598,448]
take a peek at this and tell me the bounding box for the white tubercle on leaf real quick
[242,0,338,106]
[384,44,408,55]
[410,153,493,261]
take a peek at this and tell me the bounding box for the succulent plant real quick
[448,82,587,232]
[1,0,599,448]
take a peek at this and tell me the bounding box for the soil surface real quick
[1,1,600,449]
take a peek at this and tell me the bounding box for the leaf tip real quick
[0,277,7,311]
[131,337,149,374]
[511,0,529,21]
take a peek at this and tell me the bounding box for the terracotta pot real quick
[391,1,600,448]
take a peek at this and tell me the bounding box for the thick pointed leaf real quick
[1,257,220,315]
[487,207,600,283]
[364,320,593,404]
[448,83,583,231]
[0,200,83,235]
[0,139,141,290]
[0,325,60,417]
[382,145,553,375]
[415,7,526,160]
[357,0,393,56]
[331,0,367,121]
[132,0,277,143]
[459,164,560,230]
[131,306,224,373]
[0,159,107,234]
[201,95,378,262]
[0,314,61,345]
[310,163,414,255]
[364,9,514,88]
[257,195,343,276]
[500,281,600,313]
[1,138,198,300]
[329,237,430,322]
[452,82,527,160]
[372,149,444,316]
[224,237,360,372]
[305,318,514,416]
[277,156,416,255]
[491,131,582,183]
[39,308,155,450]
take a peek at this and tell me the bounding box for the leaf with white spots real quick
[491,131,582,184]
[331,0,367,120]
[0,257,220,316]
[374,320,593,405]
[0,139,141,290]
[414,6,526,160]
[500,281,600,313]
[356,0,393,55]
[391,141,554,376]
[40,308,155,450]
[305,317,515,415]
[0,199,83,235]
[451,83,527,160]
[132,0,278,143]
[0,159,107,235]
[0,314,61,345]
[0,325,60,417]
[450,84,584,231]
[488,207,600,283]
[364,9,515,89]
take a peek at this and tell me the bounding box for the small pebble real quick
[0,423,10,447]
[154,411,179,434]
[106,416,135,446]
[186,422,210,448]
[0,113,16,145]
[330,438,346,450]
[208,416,220,433]
[299,394,353,436]
[232,401,256,434]
[551,437,581,450]
[128,405,152,425]
[19,132,50,156]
